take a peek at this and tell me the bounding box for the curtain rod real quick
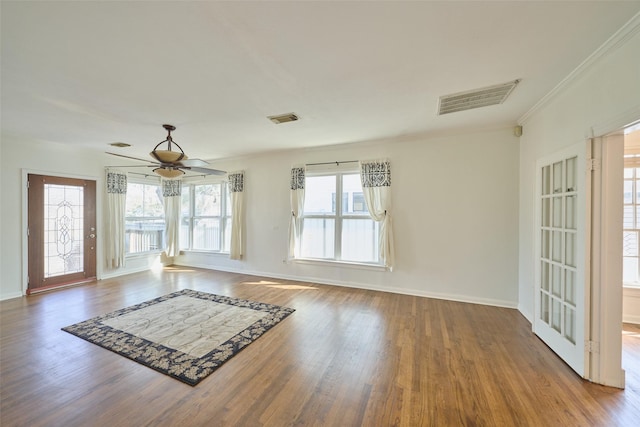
[305,160,358,167]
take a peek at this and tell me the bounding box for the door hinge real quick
[585,340,600,354]
[27,228,29,237]
[587,158,601,171]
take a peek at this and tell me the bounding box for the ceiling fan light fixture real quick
[151,150,188,163]
[153,167,184,179]
[150,124,186,163]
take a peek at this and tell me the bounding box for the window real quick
[623,163,640,284]
[301,172,379,263]
[180,182,231,252]
[125,182,165,254]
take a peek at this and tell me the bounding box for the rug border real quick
[62,289,295,386]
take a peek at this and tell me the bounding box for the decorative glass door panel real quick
[28,175,96,292]
[535,143,587,377]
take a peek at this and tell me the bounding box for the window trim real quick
[124,178,165,256]
[299,170,382,266]
[180,179,231,254]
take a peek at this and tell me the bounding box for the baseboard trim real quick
[175,261,518,310]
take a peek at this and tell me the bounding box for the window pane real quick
[179,217,190,250]
[193,218,221,251]
[125,183,144,217]
[624,180,633,204]
[143,185,164,217]
[181,190,190,217]
[341,218,379,262]
[624,231,638,256]
[223,217,231,252]
[195,184,221,216]
[624,206,635,229]
[624,167,634,179]
[342,174,369,215]
[304,176,336,214]
[623,257,639,283]
[301,218,335,258]
[125,219,165,254]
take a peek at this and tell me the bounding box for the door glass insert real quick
[537,154,579,346]
[44,183,84,277]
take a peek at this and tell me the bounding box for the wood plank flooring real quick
[1,267,639,426]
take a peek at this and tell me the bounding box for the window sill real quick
[292,258,387,272]
[179,250,230,256]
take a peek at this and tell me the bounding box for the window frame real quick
[124,177,165,256]
[623,157,640,287]
[180,179,231,254]
[299,169,381,266]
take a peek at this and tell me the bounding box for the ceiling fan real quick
[106,124,226,178]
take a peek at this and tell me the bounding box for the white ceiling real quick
[2,1,640,162]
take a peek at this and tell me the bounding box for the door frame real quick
[21,169,101,296]
[586,109,640,388]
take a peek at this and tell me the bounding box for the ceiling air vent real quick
[438,79,520,115]
[268,113,299,124]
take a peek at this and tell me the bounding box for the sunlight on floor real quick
[241,280,318,290]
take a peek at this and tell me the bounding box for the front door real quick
[534,141,589,377]
[27,174,97,293]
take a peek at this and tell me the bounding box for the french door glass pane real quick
[565,195,576,230]
[552,231,562,263]
[541,261,550,291]
[552,197,563,227]
[541,292,549,324]
[565,270,576,306]
[551,299,562,332]
[43,184,84,277]
[565,157,576,191]
[553,161,563,193]
[341,218,378,262]
[552,265,562,298]
[301,218,335,258]
[564,307,576,344]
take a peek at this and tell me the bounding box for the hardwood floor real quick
[1,267,639,426]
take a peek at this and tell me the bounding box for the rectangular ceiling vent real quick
[438,79,520,115]
[268,113,299,124]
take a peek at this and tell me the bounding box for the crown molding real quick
[519,11,640,125]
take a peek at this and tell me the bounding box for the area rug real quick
[62,289,295,385]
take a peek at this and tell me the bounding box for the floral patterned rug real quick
[62,289,295,385]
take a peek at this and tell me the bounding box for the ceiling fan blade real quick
[106,152,159,165]
[183,166,227,176]
[175,158,210,167]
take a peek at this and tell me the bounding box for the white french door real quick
[534,141,589,377]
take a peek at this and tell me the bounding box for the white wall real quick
[1,129,520,305]
[518,21,640,321]
[0,138,161,300]
[177,128,520,307]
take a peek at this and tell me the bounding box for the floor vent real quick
[438,79,520,115]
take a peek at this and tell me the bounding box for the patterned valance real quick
[360,160,391,188]
[162,179,181,197]
[106,171,127,194]
[229,171,244,193]
[290,167,305,190]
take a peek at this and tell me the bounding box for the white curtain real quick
[105,170,127,268]
[360,159,395,270]
[228,171,244,260]
[288,167,305,259]
[162,179,181,258]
